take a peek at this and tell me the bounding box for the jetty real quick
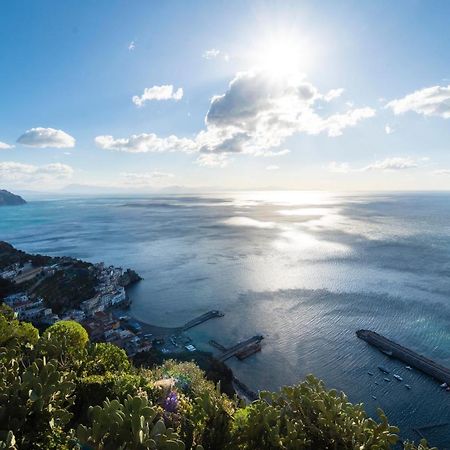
[356,330,450,384]
[217,335,264,362]
[182,310,224,331]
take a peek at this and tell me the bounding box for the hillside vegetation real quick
[0,305,434,450]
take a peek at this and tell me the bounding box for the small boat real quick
[371,395,377,400]
[393,374,403,381]
[378,366,390,374]
[367,371,374,376]
[405,366,412,370]
[381,349,393,357]
[384,377,391,382]
[440,383,448,388]
[374,381,379,385]
[405,384,411,389]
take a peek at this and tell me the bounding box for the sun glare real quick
[253,33,314,76]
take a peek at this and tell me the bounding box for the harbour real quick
[357,330,450,385]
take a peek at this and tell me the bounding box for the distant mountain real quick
[0,189,26,206]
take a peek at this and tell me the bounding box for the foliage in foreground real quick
[0,305,437,449]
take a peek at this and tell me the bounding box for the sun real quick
[252,33,313,76]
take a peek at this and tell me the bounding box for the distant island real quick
[0,189,26,206]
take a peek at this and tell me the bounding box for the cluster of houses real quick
[2,260,153,357]
[3,293,59,324]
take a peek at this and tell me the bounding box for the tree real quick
[84,342,131,376]
[38,320,88,367]
[0,305,39,350]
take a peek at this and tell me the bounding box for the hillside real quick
[0,189,26,206]
[0,307,434,450]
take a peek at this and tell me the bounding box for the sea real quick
[1,191,449,447]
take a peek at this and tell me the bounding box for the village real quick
[1,258,154,357]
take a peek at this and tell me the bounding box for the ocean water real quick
[1,191,450,446]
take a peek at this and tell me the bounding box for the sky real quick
[1,0,450,192]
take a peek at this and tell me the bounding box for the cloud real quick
[196,153,229,168]
[199,71,375,156]
[266,165,279,171]
[95,133,196,153]
[433,169,450,175]
[386,85,450,118]
[0,141,14,149]
[202,48,220,59]
[120,171,174,186]
[132,85,183,106]
[362,157,419,171]
[323,88,344,102]
[99,70,374,168]
[329,157,424,173]
[17,127,75,148]
[385,124,394,134]
[0,161,74,185]
[128,40,135,51]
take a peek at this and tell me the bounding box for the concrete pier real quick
[357,330,450,384]
[182,310,224,331]
[217,335,264,362]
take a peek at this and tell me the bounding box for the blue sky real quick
[1,0,450,191]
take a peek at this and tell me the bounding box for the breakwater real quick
[357,330,450,385]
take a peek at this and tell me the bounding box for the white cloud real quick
[0,141,14,149]
[196,153,229,168]
[385,124,394,134]
[17,127,75,148]
[266,165,279,171]
[323,88,344,102]
[199,71,375,156]
[386,85,450,118]
[132,85,183,106]
[120,171,174,186]
[0,161,73,185]
[362,157,419,171]
[329,157,423,173]
[99,70,374,168]
[95,133,196,153]
[128,41,135,51]
[433,169,450,175]
[202,48,220,59]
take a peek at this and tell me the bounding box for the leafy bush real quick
[0,308,437,450]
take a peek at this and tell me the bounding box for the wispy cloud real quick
[128,40,136,51]
[120,171,174,186]
[132,85,183,107]
[17,127,75,148]
[328,157,424,173]
[0,161,73,185]
[385,124,394,134]
[95,133,196,153]
[0,141,14,150]
[266,165,279,171]
[386,85,450,119]
[323,88,344,102]
[202,48,220,59]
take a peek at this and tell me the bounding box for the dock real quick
[217,335,264,362]
[182,310,224,331]
[356,330,450,384]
